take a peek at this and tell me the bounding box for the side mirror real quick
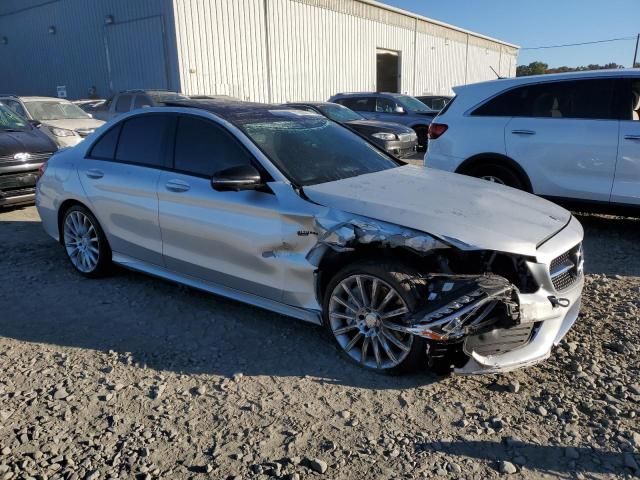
[28,119,42,128]
[394,106,406,114]
[212,164,263,192]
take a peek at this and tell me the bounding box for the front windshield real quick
[239,111,398,186]
[25,101,89,120]
[317,103,364,122]
[392,94,435,113]
[0,103,30,130]
[149,92,189,104]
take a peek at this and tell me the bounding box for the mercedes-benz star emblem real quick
[14,152,31,162]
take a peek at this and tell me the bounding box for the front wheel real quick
[322,261,427,374]
[62,205,111,277]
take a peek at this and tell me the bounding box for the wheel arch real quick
[315,244,433,310]
[455,153,533,193]
[57,199,94,244]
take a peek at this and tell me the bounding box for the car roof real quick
[454,68,640,95]
[165,99,316,124]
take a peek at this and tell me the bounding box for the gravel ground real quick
[0,205,639,480]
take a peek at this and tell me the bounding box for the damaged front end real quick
[389,274,520,343]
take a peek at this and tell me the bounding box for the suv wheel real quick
[323,261,427,374]
[62,205,111,277]
[414,125,428,151]
[468,163,525,190]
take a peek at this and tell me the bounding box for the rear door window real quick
[115,94,133,113]
[115,115,170,167]
[337,97,376,112]
[173,115,253,177]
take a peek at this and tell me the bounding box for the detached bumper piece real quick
[389,274,520,342]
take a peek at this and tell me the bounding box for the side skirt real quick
[111,252,322,325]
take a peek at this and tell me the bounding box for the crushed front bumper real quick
[454,276,583,374]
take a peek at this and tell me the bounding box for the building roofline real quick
[357,0,519,49]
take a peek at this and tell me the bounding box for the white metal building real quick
[0,0,518,102]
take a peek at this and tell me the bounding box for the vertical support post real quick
[412,17,417,96]
[633,33,639,68]
[263,0,273,103]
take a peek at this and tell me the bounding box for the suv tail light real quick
[428,123,448,140]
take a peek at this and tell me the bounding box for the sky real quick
[383,0,639,68]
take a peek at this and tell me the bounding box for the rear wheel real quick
[62,205,111,277]
[323,261,427,374]
[467,163,525,190]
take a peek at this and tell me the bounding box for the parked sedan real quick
[287,102,417,158]
[328,92,438,149]
[0,96,105,148]
[37,101,584,375]
[0,103,57,207]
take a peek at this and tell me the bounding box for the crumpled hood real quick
[42,118,105,132]
[304,165,571,257]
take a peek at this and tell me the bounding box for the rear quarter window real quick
[88,124,121,160]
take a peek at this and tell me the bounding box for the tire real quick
[61,204,112,278]
[468,162,525,190]
[414,125,429,151]
[322,260,428,374]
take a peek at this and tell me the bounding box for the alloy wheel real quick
[63,210,100,273]
[328,274,414,370]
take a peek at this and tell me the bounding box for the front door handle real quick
[85,169,104,179]
[624,135,640,141]
[511,129,536,136]
[165,179,191,193]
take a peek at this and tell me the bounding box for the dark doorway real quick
[376,49,400,93]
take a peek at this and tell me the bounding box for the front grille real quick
[0,171,38,192]
[463,323,536,356]
[0,151,52,166]
[550,243,583,292]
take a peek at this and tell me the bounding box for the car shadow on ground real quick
[0,219,439,390]
[575,213,640,277]
[418,440,636,476]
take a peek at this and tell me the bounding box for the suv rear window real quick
[472,79,617,120]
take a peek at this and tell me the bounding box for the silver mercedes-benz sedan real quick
[36,100,584,375]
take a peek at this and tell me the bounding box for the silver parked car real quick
[36,101,585,375]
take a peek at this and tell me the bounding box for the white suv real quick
[425,69,640,212]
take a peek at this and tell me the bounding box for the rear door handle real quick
[511,129,536,136]
[85,169,104,179]
[165,179,191,193]
[624,135,640,141]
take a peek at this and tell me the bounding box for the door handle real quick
[624,135,640,141]
[511,129,536,136]
[165,179,191,192]
[85,169,104,179]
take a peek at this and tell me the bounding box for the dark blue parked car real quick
[328,92,438,150]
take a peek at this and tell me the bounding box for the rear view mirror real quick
[28,119,42,128]
[212,164,263,192]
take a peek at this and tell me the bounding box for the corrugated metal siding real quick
[172,0,269,101]
[1,0,518,101]
[0,0,180,99]
[173,0,518,101]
